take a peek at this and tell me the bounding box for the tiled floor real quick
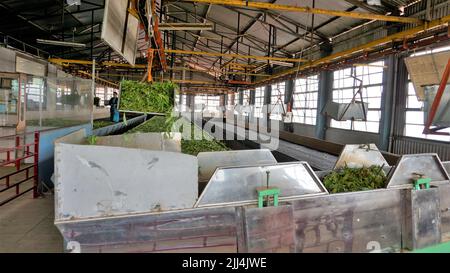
[0,192,63,253]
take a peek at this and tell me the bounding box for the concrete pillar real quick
[263,85,272,127]
[229,93,235,105]
[379,54,398,151]
[284,79,294,105]
[284,79,295,132]
[392,57,409,140]
[238,89,244,105]
[315,42,333,140]
[249,89,256,105]
[186,94,194,110]
[264,84,272,105]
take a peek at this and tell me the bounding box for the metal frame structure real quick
[0,1,448,93]
[0,131,40,206]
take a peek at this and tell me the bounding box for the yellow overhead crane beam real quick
[76,71,120,88]
[48,58,148,69]
[225,62,258,68]
[165,49,308,63]
[179,0,423,24]
[255,14,450,86]
[172,79,221,85]
[169,67,269,77]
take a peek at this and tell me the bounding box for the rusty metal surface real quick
[289,189,403,253]
[334,144,389,169]
[56,206,238,253]
[444,161,450,175]
[55,185,450,253]
[438,184,450,235]
[236,205,295,253]
[402,188,441,250]
[387,154,450,189]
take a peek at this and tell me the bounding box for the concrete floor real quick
[0,166,62,253]
[0,194,62,253]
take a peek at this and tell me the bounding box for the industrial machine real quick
[53,130,450,253]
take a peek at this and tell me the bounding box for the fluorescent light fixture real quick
[36,39,86,48]
[66,0,81,6]
[269,60,294,67]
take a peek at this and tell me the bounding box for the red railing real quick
[0,131,40,206]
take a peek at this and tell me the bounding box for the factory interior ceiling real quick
[0,0,449,92]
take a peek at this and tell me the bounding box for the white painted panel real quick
[54,144,198,221]
[16,56,46,77]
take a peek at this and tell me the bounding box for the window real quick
[95,86,106,106]
[174,93,180,105]
[405,77,450,141]
[242,89,250,106]
[293,75,318,125]
[206,95,220,113]
[194,95,221,114]
[26,77,46,111]
[254,87,264,118]
[235,91,241,105]
[270,82,285,120]
[195,94,207,105]
[330,61,384,133]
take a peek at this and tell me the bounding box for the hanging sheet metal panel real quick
[334,144,389,169]
[101,0,139,65]
[386,154,450,189]
[197,149,277,183]
[324,101,368,121]
[404,51,450,100]
[195,162,328,208]
[54,144,198,221]
[423,84,450,127]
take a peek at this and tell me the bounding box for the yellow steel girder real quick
[48,58,147,69]
[179,0,423,24]
[165,49,308,63]
[254,14,450,85]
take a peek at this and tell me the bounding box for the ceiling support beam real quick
[176,0,422,24]
[168,4,271,53]
[165,49,308,63]
[254,14,450,85]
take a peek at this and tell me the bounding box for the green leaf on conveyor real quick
[119,80,177,113]
[127,115,229,156]
[323,165,387,193]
